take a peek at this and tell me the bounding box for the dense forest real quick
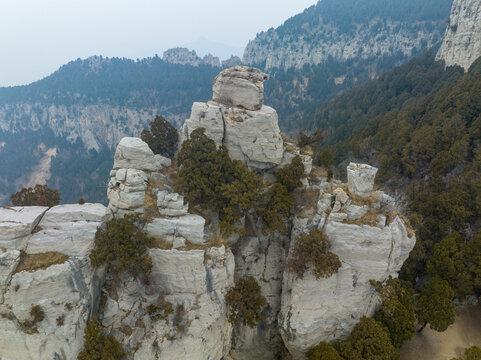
[265,51,427,132]
[313,52,481,305]
[0,56,219,111]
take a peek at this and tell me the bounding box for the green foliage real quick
[427,232,472,299]
[146,294,174,323]
[178,128,264,235]
[465,346,481,360]
[315,147,334,169]
[78,317,126,360]
[374,278,416,348]
[451,346,481,360]
[287,229,341,279]
[277,155,305,192]
[337,316,399,360]
[90,214,153,279]
[10,184,61,207]
[219,160,264,235]
[467,233,481,294]
[260,183,294,234]
[307,341,342,360]
[225,276,266,328]
[141,115,179,158]
[313,52,481,298]
[416,277,455,332]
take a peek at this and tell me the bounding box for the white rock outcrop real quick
[113,137,171,172]
[213,66,268,111]
[0,204,107,360]
[0,206,47,248]
[279,172,416,359]
[347,162,378,197]
[180,66,286,171]
[101,245,235,360]
[436,0,481,71]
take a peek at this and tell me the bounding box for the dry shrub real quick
[15,251,69,274]
[344,209,380,227]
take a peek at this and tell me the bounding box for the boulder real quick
[157,191,189,217]
[26,204,108,257]
[181,102,285,171]
[113,137,171,171]
[347,163,378,197]
[145,214,206,245]
[0,206,47,243]
[213,66,268,110]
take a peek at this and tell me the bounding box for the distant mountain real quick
[244,0,452,70]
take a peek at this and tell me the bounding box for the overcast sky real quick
[0,0,317,87]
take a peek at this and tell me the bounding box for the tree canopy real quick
[287,229,341,279]
[90,214,154,279]
[373,278,416,348]
[225,276,266,328]
[141,115,179,158]
[177,128,264,235]
[10,184,61,207]
[336,316,399,360]
[416,277,455,332]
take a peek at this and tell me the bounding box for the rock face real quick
[243,2,450,71]
[180,66,287,171]
[103,135,235,359]
[347,163,378,197]
[212,66,268,111]
[278,166,416,359]
[0,203,107,360]
[436,0,481,71]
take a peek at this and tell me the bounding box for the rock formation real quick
[180,66,311,173]
[279,176,415,358]
[0,204,107,360]
[163,47,221,67]
[0,66,415,359]
[436,0,481,71]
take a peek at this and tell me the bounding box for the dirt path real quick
[400,305,481,360]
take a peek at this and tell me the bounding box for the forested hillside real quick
[313,52,481,301]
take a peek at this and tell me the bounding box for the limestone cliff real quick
[0,66,415,359]
[436,0,481,70]
[243,0,451,71]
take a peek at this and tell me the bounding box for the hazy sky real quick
[0,0,317,87]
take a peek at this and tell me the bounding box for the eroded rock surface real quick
[180,66,285,171]
[436,0,481,70]
[279,173,416,359]
[0,204,107,360]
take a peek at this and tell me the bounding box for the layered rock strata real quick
[105,136,235,359]
[279,178,415,358]
[180,66,311,173]
[436,0,481,71]
[0,204,108,360]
